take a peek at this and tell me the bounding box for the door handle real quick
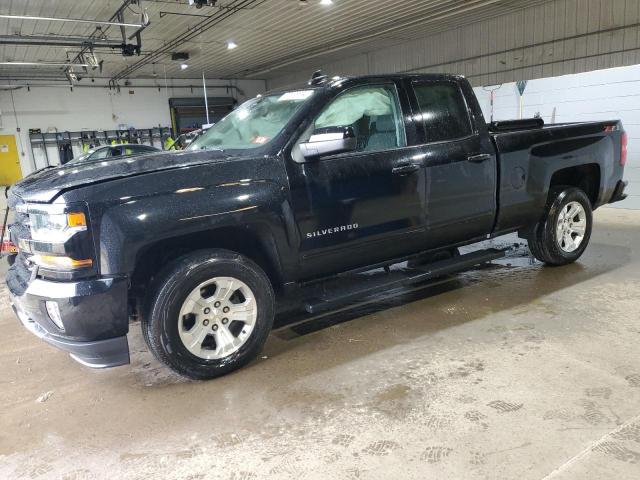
[392,163,420,175]
[467,153,492,163]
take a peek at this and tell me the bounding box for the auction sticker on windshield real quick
[278,90,314,102]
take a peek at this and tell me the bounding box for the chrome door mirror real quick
[299,126,357,159]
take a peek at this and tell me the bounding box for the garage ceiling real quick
[0,0,552,84]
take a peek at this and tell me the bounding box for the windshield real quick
[188,90,314,152]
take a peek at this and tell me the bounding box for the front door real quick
[407,80,497,247]
[0,135,22,186]
[286,82,427,280]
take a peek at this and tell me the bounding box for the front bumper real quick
[7,261,130,368]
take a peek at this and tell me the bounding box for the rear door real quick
[286,81,427,279]
[407,79,497,247]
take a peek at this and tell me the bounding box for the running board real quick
[303,248,506,315]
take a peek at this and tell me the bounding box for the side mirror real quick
[299,126,357,159]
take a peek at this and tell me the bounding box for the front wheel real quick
[142,249,274,380]
[527,186,593,266]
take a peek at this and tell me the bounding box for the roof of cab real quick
[265,73,465,96]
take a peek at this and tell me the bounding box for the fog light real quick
[45,301,64,330]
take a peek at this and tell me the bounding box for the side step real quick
[303,248,506,314]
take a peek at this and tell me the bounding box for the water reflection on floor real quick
[274,237,535,338]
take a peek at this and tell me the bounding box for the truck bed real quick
[489,118,625,234]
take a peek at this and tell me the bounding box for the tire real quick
[142,249,274,380]
[527,186,593,266]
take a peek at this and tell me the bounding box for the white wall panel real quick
[474,65,640,209]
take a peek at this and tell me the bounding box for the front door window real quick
[313,85,406,153]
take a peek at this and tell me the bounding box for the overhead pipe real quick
[110,0,266,83]
[70,0,147,68]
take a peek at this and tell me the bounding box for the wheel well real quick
[129,227,282,315]
[549,164,600,206]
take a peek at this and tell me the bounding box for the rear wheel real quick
[142,249,274,379]
[527,186,593,266]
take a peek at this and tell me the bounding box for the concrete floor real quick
[1,208,640,480]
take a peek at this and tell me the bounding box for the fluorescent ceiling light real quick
[180,63,189,70]
[0,14,143,28]
[0,61,89,67]
[320,0,333,4]
[227,40,238,50]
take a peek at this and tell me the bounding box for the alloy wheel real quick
[177,277,257,360]
[555,201,587,253]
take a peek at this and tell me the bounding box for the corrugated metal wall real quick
[266,0,640,89]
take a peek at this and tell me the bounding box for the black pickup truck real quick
[5,73,628,379]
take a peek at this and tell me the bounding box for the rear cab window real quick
[411,81,473,143]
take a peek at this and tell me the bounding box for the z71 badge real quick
[306,223,359,239]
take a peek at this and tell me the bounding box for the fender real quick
[60,156,298,282]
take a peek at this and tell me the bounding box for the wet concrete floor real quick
[1,208,640,479]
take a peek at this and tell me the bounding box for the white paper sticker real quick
[278,90,314,102]
[0,145,8,153]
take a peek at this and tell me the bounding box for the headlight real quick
[30,211,87,242]
[19,206,94,274]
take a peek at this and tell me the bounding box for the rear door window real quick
[412,82,472,143]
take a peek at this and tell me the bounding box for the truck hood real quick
[9,149,230,204]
